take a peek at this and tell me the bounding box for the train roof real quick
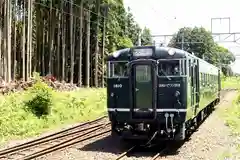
[106,46,187,61]
[106,46,219,70]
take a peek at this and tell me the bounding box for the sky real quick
[123,0,240,73]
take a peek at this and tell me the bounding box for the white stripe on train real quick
[107,108,187,112]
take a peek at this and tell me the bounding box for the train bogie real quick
[106,46,221,143]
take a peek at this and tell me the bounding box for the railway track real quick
[150,145,169,160]
[0,116,111,160]
[114,144,168,160]
[114,145,137,160]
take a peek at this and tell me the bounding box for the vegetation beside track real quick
[219,79,240,159]
[0,75,107,144]
[221,76,240,90]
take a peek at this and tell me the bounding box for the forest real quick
[0,0,236,89]
[0,0,153,87]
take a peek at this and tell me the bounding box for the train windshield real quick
[157,59,186,77]
[107,61,128,78]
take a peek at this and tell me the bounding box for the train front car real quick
[106,46,188,142]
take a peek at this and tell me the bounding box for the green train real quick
[106,46,221,141]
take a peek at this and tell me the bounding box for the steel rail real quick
[22,126,111,160]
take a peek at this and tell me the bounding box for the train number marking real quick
[159,83,180,88]
[113,84,123,88]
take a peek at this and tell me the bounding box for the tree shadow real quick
[78,135,129,154]
[79,107,214,159]
[79,135,188,158]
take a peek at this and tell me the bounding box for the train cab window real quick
[135,65,151,82]
[158,59,185,77]
[108,61,128,78]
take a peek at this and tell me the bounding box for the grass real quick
[221,92,240,135]
[218,90,240,159]
[0,80,107,144]
[221,76,240,90]
[0,75,238,148]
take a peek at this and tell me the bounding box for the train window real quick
[108,61,128,78]
[135,65,151,82]
[180,59,187,75]
[158,59,184,77]
[201,73,203,84]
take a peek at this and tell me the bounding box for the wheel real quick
[175,123,186,140]
[111,121,118,137]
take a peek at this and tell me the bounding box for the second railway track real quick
[0,116,111,160]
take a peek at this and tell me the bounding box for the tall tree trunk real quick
[0,5,2,78]
[22,0,26,81]
[41,19,45,76]
[36,2,41,73]
[29,0,33,78]
[26,0,31,80]
[69,0,74,84]
[13,0,17,81]
[85,9,90,87]
[3,0,6,82]
[94,0,100,87]
[61,1,65,82]
[48,0,53,75]
[56,1,61,79]
[6,0,11,82]
[78,0,83,87]
[102,7,107,87]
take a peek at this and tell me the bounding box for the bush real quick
[236,92,240,104]
[25,77,53,117]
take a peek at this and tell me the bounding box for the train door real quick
[190,59,200,115]
[130,61,157,119]
[194,60,200,110]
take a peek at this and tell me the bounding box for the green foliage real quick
[21,73,53,118]
[236,93,240,104]
[141,27,152,46]
[168,27,236,76]
[117,36,133,49]
[168,27,215,59]
[102,0,152,53]
[218,90,240,158]
[221,76,240,90]
[0,88,106,144]
[25,77,53,117]
[222,92,240,135]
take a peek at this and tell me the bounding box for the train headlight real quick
[168,48,176,56]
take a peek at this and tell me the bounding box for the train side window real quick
[188,59,191,75]
[180,59,187,75]
[204,74,206,84]
[158,60,181,76]
[108,61,128,78]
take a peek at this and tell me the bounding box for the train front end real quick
[106,46,187,141]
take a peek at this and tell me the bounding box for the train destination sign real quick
[132,48,153,57]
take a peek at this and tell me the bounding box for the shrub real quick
[25,77,53,117]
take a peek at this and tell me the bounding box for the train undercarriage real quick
[110,98,220,144]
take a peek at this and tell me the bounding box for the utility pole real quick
[151,17,240,48]
[138,30,141,46]
[181,33,184,50]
